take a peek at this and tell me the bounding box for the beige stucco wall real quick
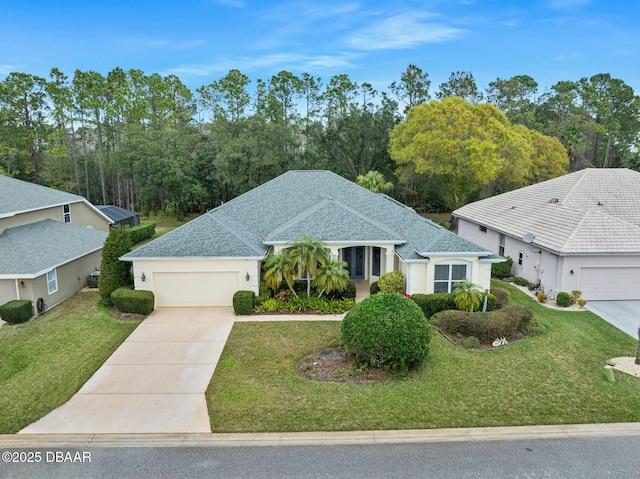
[0,251,101,312]
[0,201,110,234]
[131,259,261,297]
[400,256,491,296]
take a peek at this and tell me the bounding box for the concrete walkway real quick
[20,307,235,435]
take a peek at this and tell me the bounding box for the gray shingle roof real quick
[0,220,108,276]
[453,168,640,254]
[96,205,139,222]
[0,175,86,217]
[123,170,491,260]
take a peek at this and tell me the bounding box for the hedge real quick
[128,222,156,244]
[369,281,380,295]
[435,303,535,343]
[491,256,513,279]
[326,280,357,301]
[233,290,255,315]
[111,288,155,315]
[0,300,33,324]
[411,293,455,318]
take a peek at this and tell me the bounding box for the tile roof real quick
[0,175,85,217]
[124,170,491,261]
[0,220,108,276]
[453,168,640,254]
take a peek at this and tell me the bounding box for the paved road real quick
[1,436,639,479]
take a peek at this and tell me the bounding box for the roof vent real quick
[597,201,603,206]
[550,198,559,203]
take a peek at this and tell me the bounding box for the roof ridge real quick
[559,207,590,251]
[561,169,589,205]
[329,198,404,239]
[211,216,266,257]
[266,199,331,240]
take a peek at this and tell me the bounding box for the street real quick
[2,436,639,479]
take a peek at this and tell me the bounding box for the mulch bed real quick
[296,347,405,385]
[107,308,148,322]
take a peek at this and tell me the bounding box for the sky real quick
[1,0,639,97]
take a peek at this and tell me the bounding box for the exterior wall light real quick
[141,273,146,282]
[245,272,250,282]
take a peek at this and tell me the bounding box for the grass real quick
[206,281,640,432]
[420,212,451,228]
[0,291,139,433]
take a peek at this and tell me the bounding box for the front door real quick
[343,246,365,279]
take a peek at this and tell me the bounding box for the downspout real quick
[14,279,20,300]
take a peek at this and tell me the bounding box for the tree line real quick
[1,65,638,217]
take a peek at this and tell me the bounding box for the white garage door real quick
[579,267,640,301]
[154,272,241,307]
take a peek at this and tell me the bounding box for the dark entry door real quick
[343,246,365,279]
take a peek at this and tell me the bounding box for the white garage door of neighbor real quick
[579,267,640,301]
[154,271,240,307]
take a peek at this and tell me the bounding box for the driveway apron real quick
[20,307,235,434]
[587,301,640,338]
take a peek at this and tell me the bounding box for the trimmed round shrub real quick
[490,287,510,309]
[556,291,571,308]
[369,281,380,295]
[491,256,513,279]
[111,287,155,315]
[500,304,535,333]
[411,292,455,318]
[341,292,431,372]
[378,271,405,293]
[233,290,255,315]
[0,300,33,324]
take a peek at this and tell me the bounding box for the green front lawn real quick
[207,281,640,432]
[0,292,139,433]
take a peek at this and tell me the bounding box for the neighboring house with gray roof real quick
[453,168,640,301]
[0,175,111,313]
[122,170,500,307]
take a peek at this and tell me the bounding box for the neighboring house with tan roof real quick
[453,168,640,301]
[122,170,501,307]
[0,175,112,313]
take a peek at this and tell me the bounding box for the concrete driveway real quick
[587,301,640,338]
[20,307,235,434]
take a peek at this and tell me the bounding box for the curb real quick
[2,423,640,448]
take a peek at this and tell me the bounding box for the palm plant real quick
[452,280,483,312]
[313,257,349,298]
[285,234,329,296]
[263,251,296,296]
[356,170,393,193]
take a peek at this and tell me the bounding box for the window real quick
[434,264,467,293]
[372,247,381,276]
[47,269,58,295]
[63,204,71,223]
[479,225,487,233]
[498,233,505,256]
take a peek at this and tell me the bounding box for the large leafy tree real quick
[390,97,568,208]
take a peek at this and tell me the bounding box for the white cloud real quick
[0,64,21,75]
[168,52,358,78]
[346,12,465,50]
